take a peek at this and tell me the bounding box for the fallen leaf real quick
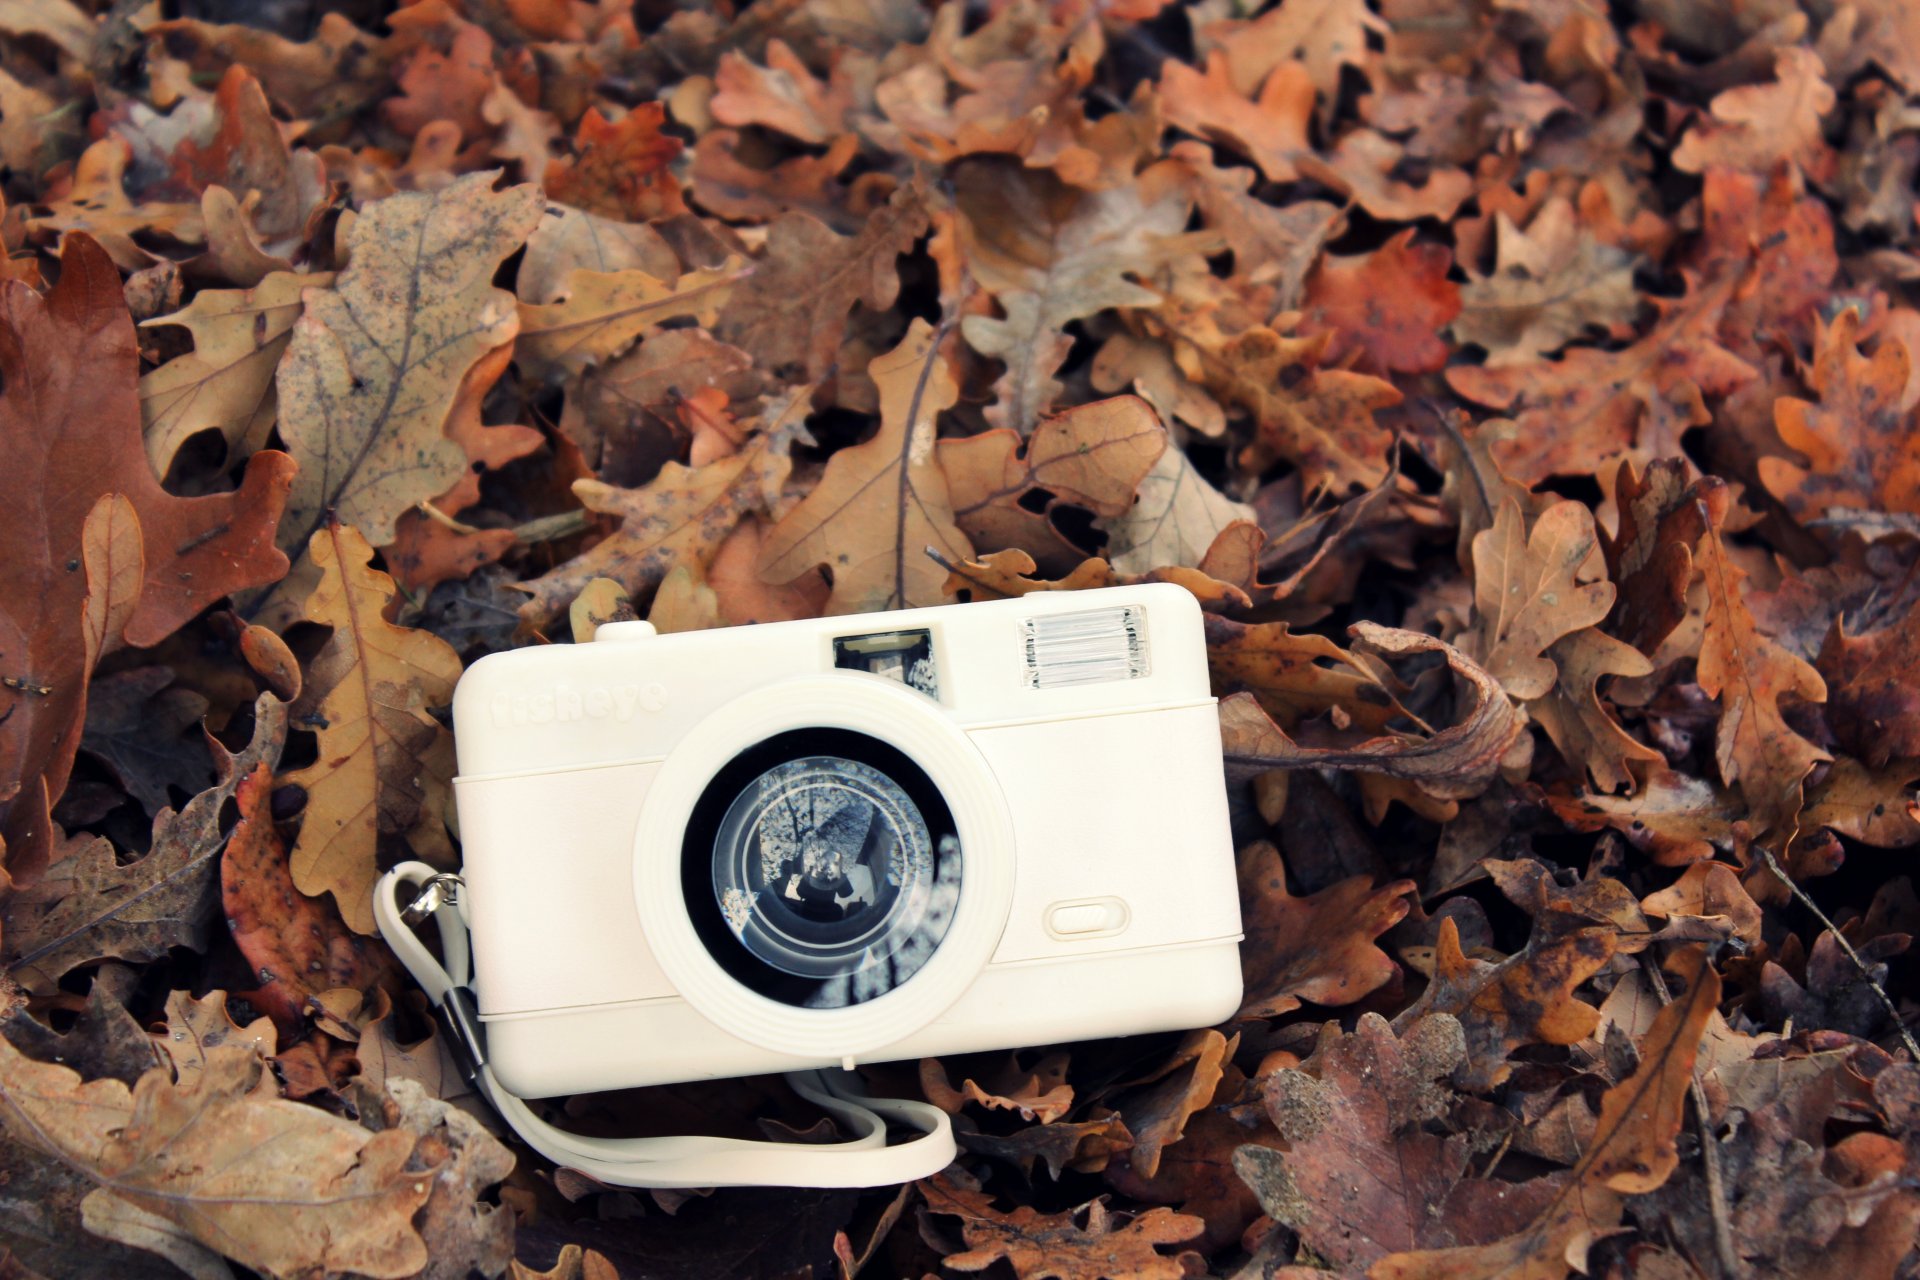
[274,172,543,552]
[709,40,857,146]
[281,524,463,933]
[921,1175,1204,1280]
[3,696,286,995]
[0,1037,433,1280]
[758,318,971,612]
[1096,445,1254,576]
[1672,47,1836,181]
[1219,624,1526,802]
[1453,199,1640,366]
[155,990,276,1084]
[921,1053,1074,1124]
[1469,498,1615,700]
[1236,840,1413,1019]
[1299,231,1461,375]
[515,259,744,377]
[544,104,686,222]
[1159,55,1313,183]
[221,764,400,1034]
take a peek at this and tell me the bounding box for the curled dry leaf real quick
[1219,624,1526,802]
[274,171,544,552]
[281,524,462,933]
[0,1037,434,1280]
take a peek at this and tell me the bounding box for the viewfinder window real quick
[834,629,938,699]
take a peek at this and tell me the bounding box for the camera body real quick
[453,584,1243,1099]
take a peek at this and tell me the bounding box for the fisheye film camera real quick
[453,584,1244,1099]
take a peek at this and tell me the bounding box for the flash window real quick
[834,628,938,699]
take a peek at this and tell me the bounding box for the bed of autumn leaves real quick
[3,0,1920,1276]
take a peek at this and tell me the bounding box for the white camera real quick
[451,584,1243,1099]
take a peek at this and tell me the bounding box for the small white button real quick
[1045,897,1129,938]
[594,620,658,643]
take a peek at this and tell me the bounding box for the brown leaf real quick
[544,103,686,221]
[358,1078,515,1280]
[221,764,400,1034]
[758,318,972,612]
[1095,445,1255,575]
[1672,47,1836,181]
[1602,458,1730,656]
[1238,1013,1556,1269]
[4,695,286,995]
[1453,197,1640,366]
[1112,1029,1233,1180]
[154,990,276,1084]
[517,430,791,627]
[1219,624,1526,801]
[515,258,745,377]
[1469,498,1615,700]
[1528,627,1662,792]
[709,40,858,145]
[941,396,1167,566]
[0,1036,433,1280]
[921,1175,1204,1280]
[1372,948,1720,1278]
[921,1053,1074,1124]
[0,234,293,868]
[274,172,544,553]
[1159,55,1313,183]
[1299,231,1462,375]
[1549,761,1749,867]
[1394,917,1616,1090]
[1698,518,1830,843]
[955,162,1190,433]
[1761,307,1920,539]
[714,180,929,383]
[281,524,463,933]
[1236,840,1412,1019]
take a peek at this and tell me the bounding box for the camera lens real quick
[683,731,962,1009]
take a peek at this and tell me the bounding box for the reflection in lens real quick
[705,751,962,1007]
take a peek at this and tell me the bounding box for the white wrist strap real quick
[372,862,956,1188]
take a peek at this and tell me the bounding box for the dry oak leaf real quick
[384,17,499,143]
[1159,54,1313,183]
[1095,445,1255,576]
[515,258,745,377]
[0,1036,433,1280]
[282,524,463,934]
[1549,762,1748,867]
[1299,231,1462,376]
[1469,498,1616,701]
[1690,167,1838,350]
[0,235,293,861]
[1090,330,1226,438]
[714,180,930,383]
[955,162,1191,434]
[4,694,286,997]
[517,428,793,627]
[1109,1030,1237,1182]
[1641,861,1764,948]
[1452,199,1640,367]
[1672,46,1837,182]
[140,270,328,475]
[691,129,861,230]
[942,396,1168,566]
[1199,0,1385,102]
[162,65,325,245]
[1528,627,1662,793]
[1447,272,1757,484]
[1392,916,1616,1091]
[1602,458,1730,657]
[362,1078,515,1280]
[921,1053,1074,1124]
[964,1112,1135,1181]
[1697,520,1829,843]
[1801,756,1920,850]
[709,40,858,145]
[155,990,276,1084]
[1295,128,1474,223]
[1817,0,1920,92]
[759,318,972,614]
[544,103,686,222]
[1164,141,1340,311]
[274,171,544,553]
[1761,307,1920,536]
[1195,325,1402,494]
[1236,840,1413,1019]
[515,205,681,306]
[1237,1013,1557,1272]
[221,764,401,1035]
[921,1175,1204,1280]
[1819,593,1920,766]
[27,137,205,272]
[1372,948,1720,1280]
[1218,624,1526,802]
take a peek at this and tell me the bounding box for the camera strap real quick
[372,861,957,1189]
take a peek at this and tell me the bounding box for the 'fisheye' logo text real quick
[491,683,667,727]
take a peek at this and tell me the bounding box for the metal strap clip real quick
[400,872,464,926]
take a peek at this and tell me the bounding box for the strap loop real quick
[373,862,956,1189]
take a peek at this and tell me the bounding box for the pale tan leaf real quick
[515,259,744,376]
[1095,445,1253,576]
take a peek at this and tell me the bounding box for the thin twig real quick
[510,509,592,544]
[1644,957,1742,1280]
[1755,844,1920,1061]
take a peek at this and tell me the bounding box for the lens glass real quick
[684,732,962,1008]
